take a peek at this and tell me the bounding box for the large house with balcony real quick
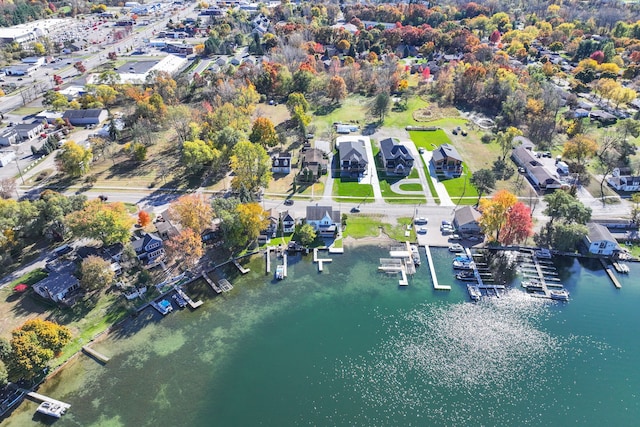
[379,138,414,176]
[132,232,165,266]
[306,205,341,237]
[584,222,620,256]
[337,137,368,179]
[431,143,463,178]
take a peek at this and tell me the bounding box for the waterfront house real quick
[33,261,80,304]
[282,211,296,234]
[62,109,108,126]
[306,205,341,237]
[589,110,617,126]
[154,210,181,240]
[338,137,368,179]
[131,232,165,266]
[431,143,463,178]
[584,222,620,256]
[272,152,292,174]
[263,209,279,239]
[379,138,414,176]
[453,206,482,236]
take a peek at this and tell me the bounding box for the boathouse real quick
[584,222,620,256]
[453,206,482,236]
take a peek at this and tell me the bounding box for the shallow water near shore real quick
[4,246,640,426]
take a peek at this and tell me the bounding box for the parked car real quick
[51,244,73,258]
[414,217,428,225]
[417,227,428,234]
[449,234,462,241]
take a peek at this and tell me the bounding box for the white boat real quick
[534,248,553,259]
[410,245,421,266]
[550,290,570,301]
[172,293,187,308]
[449,243,464,253]
[36,401,66,418]
[275,264,285,280]
[467,284,481,301]
[453,259,475,270]
[456,271,477,282]
[151,299,173,315]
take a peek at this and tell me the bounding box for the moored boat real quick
[449,243,464,253]
[172,293,187,308]
[550,289,570,301]
[534,248,553,259]
[410,245,421,266]
[456,271,477,282]
[275,264,285,280]
[467,284,481,301]
[36,402,66,418]
[452,256,475,270]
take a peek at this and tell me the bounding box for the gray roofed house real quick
[453,206,482,236]
[131,232,165,266]
[272,152,292,174]
[154,210,181,240]
[0,127,18,146]
[511,145,563,190]
[13,121,44,140]
[338,139,368,178]
[281,211,296,234]
[431,143,463,178]
[62,109,108,126]
[306,205,341,237]
[300,147,328,181]
[584,222,620,256]
[379,138,414,176]
[589,110,617,126]
[33,261,80,304]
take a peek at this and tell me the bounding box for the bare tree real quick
[0,178,17,199]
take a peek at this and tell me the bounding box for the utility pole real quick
[14,156,25,185]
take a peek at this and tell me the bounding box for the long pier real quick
[599,258,622,289]
[25,391,71,410]
[175,286,203,308]
[233,259,250,274]
[81,345,110,363]
[266,246,272,273]
[283,251,288,277]
[424,245,450,290]
[202,271,222,293]
[218,279,233,292]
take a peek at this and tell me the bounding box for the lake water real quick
[4,245,640,426]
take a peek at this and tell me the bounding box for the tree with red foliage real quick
[590,50,605,64]
[499,202,533,245]
[489,29,501,44]
[138,211,151,227]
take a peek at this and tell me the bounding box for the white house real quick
[0,128,18,146]
[306,205,341,237]
[13,122,44,141]
[272,153,292,174]
[584,223,620,256]
[0,150,16,167]
[606,168,640,192]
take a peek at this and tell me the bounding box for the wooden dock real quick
[25,391,71,410]
[233,259,250,274]
[283,251,288,277]
[424,245,450,290]
[202,271,222,293]
[313,248,332,272]
[175,286,203,309]
[81,345,110,363]
[599,258,622,289]
[218,279,233,292]
[266,246,272,273]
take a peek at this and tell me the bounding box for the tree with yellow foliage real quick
[479,189,517,242]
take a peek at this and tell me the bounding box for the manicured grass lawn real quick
[379,178,426,204]
[585,173,619,202]
[440,169,479,205]
[408,167,419,179]
[344,216,384,239]
[409,129,451,150]
[398,183,423,191]
[8,268,48,288]
[333,179,374,201]
[311,96,370,137]
[11,107,44,116]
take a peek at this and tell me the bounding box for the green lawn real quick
[440,169,479,205]
[408,168,419,179]
[399,183,423,191]
[311,96,369,136]
[386,217,416,241]
[333,180,374,201]
[11,106,44,116]
[409,129,452,150]
[344,216,384,239]
[8,268,48,288]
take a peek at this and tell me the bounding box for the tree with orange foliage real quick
[479,189,517,242]
[327,76,347,104]
[138,211,151,227]
[165,228,204,267]
[168,194,213,234]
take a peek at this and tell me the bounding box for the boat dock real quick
[202,271,222,293]
[313,248,332,272]
[282,251,288,277]
[25,391,71,411]
[266,247,272,273]
[519,249,570,299]
[81,345,110,363]
[218,279,233,292]
[378,258,409,286]
[599,258,622,289]
[424,245,450,290]
[233,259,250,274]
[174,286,203,309]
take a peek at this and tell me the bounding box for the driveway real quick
[362,136,383,201]
[419,151,455,207]
[390,178,423,195]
